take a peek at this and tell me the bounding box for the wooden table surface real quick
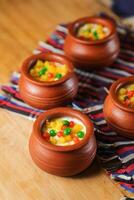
[0,0,132,200]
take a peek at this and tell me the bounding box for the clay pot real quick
[19,53,78,109]
[29,107,97,176]
[103,77,134,138]
[64,16,120,70]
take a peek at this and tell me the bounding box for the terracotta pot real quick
[64,16,120,70]
[19,53,78,109]
[103,77,134,138]
[29,107,97,176]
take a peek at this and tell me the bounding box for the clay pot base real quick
[106,118,134,139]
[20,96,73,110]
[30,138,96,176]
[70,50,119,71]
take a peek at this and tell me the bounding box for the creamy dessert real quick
[118,83,134,108]
[77,23,110,40]
[30,60,68,82]
[41,117,86,146]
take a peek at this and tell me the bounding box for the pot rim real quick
[21,53,74,86]
[32,107,94,152]
[110,76,134,113]
[68,16,117,45]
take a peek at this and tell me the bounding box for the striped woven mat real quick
[0,16,134,196]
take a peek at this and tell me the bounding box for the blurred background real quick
[0,1,133,199]
[0,0,133,83]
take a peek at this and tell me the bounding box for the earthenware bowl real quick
[64,16,120,70]
[19,53,78,109]
[103,76,134,138]
[29,107,97,176]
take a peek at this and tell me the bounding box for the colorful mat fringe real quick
[0,17,134,195]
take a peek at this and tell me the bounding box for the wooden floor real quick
[0,0,132,199]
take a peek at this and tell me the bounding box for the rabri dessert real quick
[77,23,110,40]
[64,17,120,70]
[42,117,86,146]
[19,53,78,109]
[30,60,68,82]
[117,84,134,108]
[103,77,134,139]
[29,107,97,176]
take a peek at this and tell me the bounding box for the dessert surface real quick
[117,84,134,108]
[30,60,68,82]
[42,117,86,146]
[77,23,110,40]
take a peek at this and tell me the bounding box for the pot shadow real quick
[71,157,102,179]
